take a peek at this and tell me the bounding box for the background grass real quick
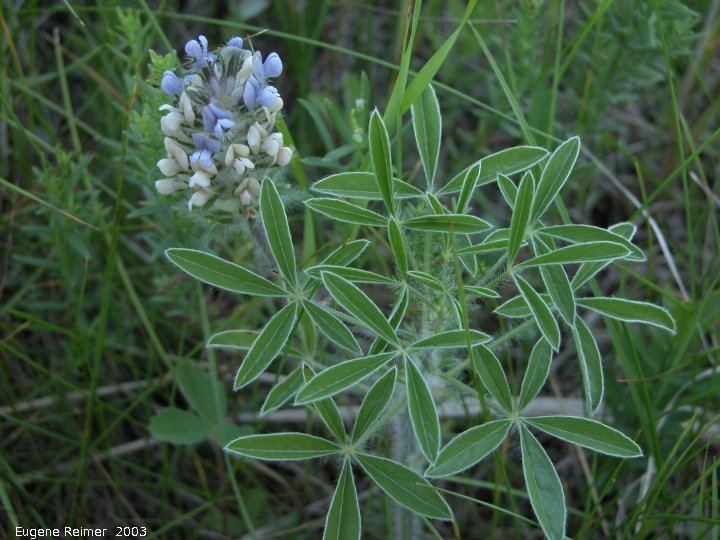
[1,0,719,538]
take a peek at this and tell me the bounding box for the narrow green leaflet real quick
[409,329,491,350]
[234,302,299,389]
[513,274,560,351]
[306,265,396,285]
[304,300,362,354]
[538,224,645,262]
[260,180,297,286]
[519,424,566,540]
[425,419,511,478]
[577,297,676,333]
[518,339,553,411]
[322,272,398,344]
[572,222,636,289]
[518,241,630,268]
[508,171,535,265]
[439,146,549,195]
[498,174,517,208]
[261,366,304,415]
[303,366,347,443]
[403,214,492,234]
[166,248,285,296]
[388,217,408,274]
[457,163,480,213]
[225,433,339,460]
[531,136,581,223]
[295,352,395,404]
[351,368,397,445]
[306,198,387,227]
[304,240,371,294]
[312,171,422,200]
[572,317,604,412]
[494,293,553,319]
[457,239,508,256]
[356,453,452,520]
[405,357,441,462]
[533,236,575,326]
[408,270,445,291]
[471,346,513,413]
[368,290,408,355]
[323,460,361,540]
[458,285,500,299]
[369,110,394,215]
[150,408,212,445]
[411,84,441,189]
[526,416,642,458]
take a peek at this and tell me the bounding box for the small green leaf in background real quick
[177,359,225,424]
[234,302,299,389]
[388,216,408,275]
[577,297,676,333]
[356,453,452,520]
[411,84,441,190]
[507,170,535,265]
[409,329,490,350]
[260,180,297,287]
[518,339,553,411]
[472,346,514,413]
[150,407,212,445]
[519,424,566,540]
[405,356,441,462]
[261,366,304,415]
[295,352,395,404]
[525,416,642,458]
[538,224,645,262]
[306,198,387,227]
[351,367,397,445]
[572,317,604,412]
[304,299,362,354]
[531,136,581,223]
[369,110,395,215]
[322,272,398,344]
[324,460,361,540]
[403,214,492,234]
[426,419,511,478]
[513,273,561,351]
[166,248,285,296]
[532,236,576,327]
[225,432,339,460]
[518,241,630,268]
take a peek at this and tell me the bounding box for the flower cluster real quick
[155,35,293,217]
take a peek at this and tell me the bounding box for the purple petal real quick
[201,106,216,132]
[243,77,259,109]
[228,37,243,50]
[161,71,183,95]
[185,39,202,59]
[208,103,232,119]
[264,53,282,78]
[205,138,221,153]
[251,52,265,82]
[199,35,209,53]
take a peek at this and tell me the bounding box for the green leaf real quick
[207,330,257,350]
[439,146,549,195]
[425,420,511,478]
[388,216,408,275]
[356,453,452,520]
[572,222,636,289]
[260,180,297,286]
[322,240,371,266]
[532,236,576,326]
[518,241,630,268]
[494,294,534,319]
[577,297,676,333]
[295,352,396,404]
[304,300,362,354]
[322,272,398,344]
[508,171,535,265]
[303,366,347,443]
[369,110,395,215]
[177,359,225,424]
[351,368,397,445]
[409,329,491,350]
[538,224,645,262]
[457,239,509,255]
[225,433,339,460]
[405,357,441,462]
[526,416,642,458]
[411,84,441,189]
[457,163,480,213]
[513,274,560,351]
[518,339,553,411]
[531,136,581,222]
[408,270,445,291]
[457,285,501,299]
[519,424,566,540]
[471,346,513,413]
[403,214,492,234]
[498,174,517,208]
[234,302,299,389]
[368,290,408,355]
[306,198,387,227]
[572,317,604,412]
[166,248,285,296]
[261,366,304,415]
[312,172,422,200]
[324,460,361,540]
[150,408,212,445]
[306,265,396,285]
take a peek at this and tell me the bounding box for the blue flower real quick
[201,103,235,138]
[161,71,184,96]
[185,35,216,69]
[227,36,244,50]
[251,51,283,83]
[190,133,221,169]
[243,76,279,110]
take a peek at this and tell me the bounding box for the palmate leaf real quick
[303,299,362,354]
[324,460,361,540]
[471,346,513,413]
[408,329,491,350]
[225,432,339,460]
[513,273,561,351]
[166,248,285,296]
[517,241,630,268]
[531,136,580,223]
[261,366,304,415]
[405,357,441,462]
[425,419,511,478]
[518,339,553,411]
[577,297,676,333]
[572,317,604,412]
[403,214,492,234]
[311,172,422,200]
[507,170,535,265]
[305,198,387,227]
[411,84,441,189]
[260,180,297,287]
[351,368,397,445]
[356,453,452,520]
[369,110,395,215]
[234,302,299,389]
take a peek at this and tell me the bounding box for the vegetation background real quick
[1,0,718,538]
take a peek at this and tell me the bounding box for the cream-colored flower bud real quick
[262,138,280,159]
[160,112,184,136]
[157,158,182,176]
[188,189,213,210]
[247,177,261,197]
[235,178,249,195]
[155,179,185,195]
[237,56,253,84]
[179,92,195,125]
[239,190,252,206]
[247,124,262,154]
[276,146,293,166]
[189,170,212,189]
